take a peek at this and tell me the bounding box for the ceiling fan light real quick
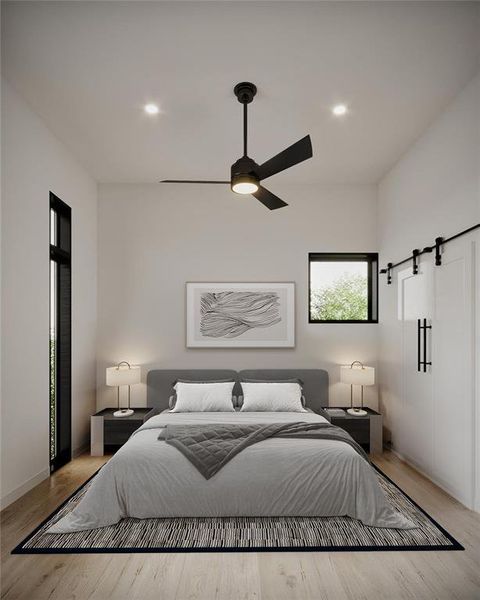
[231,175,259,195]
[232,182,259,194]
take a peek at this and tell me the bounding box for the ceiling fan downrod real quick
[233,82,257,158]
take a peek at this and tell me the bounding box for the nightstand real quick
[325,407,383,455]
[90,408,157,456]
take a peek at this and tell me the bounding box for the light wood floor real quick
[1,451,479,600]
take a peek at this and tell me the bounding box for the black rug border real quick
[11,464,464,555]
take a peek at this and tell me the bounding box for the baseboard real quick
[72,443,89,459]
[390,448,442,485]
[1,441,90,511]
[389,447,476,511]
[0,467,50,511]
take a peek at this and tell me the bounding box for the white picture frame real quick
[186,282,295,348]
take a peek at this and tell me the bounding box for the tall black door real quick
[49,193,71,472]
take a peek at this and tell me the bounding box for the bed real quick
[48,369,413,532]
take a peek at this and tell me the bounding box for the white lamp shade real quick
[340,365,375,386]
[106,365,141,387]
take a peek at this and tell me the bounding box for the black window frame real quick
[49,192,72,473]
[308,252,378,324]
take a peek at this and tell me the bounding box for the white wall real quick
[0,81,98,508]
[97,182,378,411]
[377,72,480,444]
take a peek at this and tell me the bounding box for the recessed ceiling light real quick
[332,104,348,116]
[144,103,160,115]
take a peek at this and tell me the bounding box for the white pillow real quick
[170,382,235,412]
[240,382,307,412]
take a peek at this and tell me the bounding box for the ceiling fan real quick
[161,82,313,210]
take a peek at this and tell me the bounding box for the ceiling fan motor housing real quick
[230,156,260,191]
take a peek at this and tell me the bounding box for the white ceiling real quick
[2,1,479,184]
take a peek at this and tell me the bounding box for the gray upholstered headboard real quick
[146,368,329,412]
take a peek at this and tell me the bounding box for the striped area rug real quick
[13,467,462,554]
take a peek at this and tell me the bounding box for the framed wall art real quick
[186,282,295,348]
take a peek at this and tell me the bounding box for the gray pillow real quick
[169,379,236,410]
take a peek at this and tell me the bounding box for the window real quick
[309,253,378,323]
[50,193,71,472]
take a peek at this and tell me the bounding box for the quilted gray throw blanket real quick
[158,422,369,479]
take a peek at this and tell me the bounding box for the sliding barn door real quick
[396,233,477,509]
[397,262,434,475]
[432,235,475,508]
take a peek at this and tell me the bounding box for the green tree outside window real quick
[310,273,368,321]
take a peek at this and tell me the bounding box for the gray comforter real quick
[48,411,414,533]
[159,422,369,479]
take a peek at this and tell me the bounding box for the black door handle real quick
[417,319,421,372]
[422,318,432,372]
[417,318,432,373]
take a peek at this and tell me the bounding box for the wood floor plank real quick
[174,553,261,600]
[1,451,479,600]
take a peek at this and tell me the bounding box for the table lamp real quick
[340,361,375,416]
[106,361,141,417]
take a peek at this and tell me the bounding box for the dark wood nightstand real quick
[324,407,383,455]
[90,407,157,456]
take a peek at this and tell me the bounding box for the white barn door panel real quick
[432,237,475,508]
[397,263,434,475]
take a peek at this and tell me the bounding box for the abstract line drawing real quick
[186,282,295,348]
[200,292,281,338]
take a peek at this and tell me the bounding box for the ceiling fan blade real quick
[256,135,313,181]
[252,186,288,210]
[160,180,230,184]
